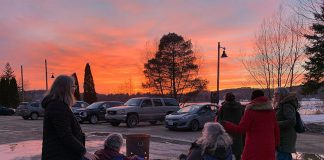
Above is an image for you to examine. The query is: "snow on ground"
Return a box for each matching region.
[301,114,324,123]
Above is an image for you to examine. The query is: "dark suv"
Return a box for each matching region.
[16,102,44,120]
[74,101,124,124]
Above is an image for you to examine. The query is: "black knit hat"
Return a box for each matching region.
[251,90,264,100]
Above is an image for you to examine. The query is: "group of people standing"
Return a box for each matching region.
[41,75,299,160]
[182,89,299,160]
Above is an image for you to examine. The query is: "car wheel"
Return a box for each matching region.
[30,113,39,120]
[190,120,199,131]
[89,115,98,124]
[126,114,138,128]
[110,122,121,127]
[22,116,29,120]
[149,121,157,125]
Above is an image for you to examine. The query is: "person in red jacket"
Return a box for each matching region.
[222,90,280,160]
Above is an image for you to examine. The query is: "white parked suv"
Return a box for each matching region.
[105,97,180,127]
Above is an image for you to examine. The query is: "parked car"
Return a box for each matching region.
[105,97,180,127]
[71,101,89,113]
[74,101,124,124]
[16,102,44,120]
[165,103,218,131]
[0,105,15,115]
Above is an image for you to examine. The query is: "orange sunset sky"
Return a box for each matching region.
[0,0,296,94]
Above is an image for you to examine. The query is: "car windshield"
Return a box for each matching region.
[86,102,103,109]
[177,105,202,113]
[124,99,142,106]
[72,102,87,108]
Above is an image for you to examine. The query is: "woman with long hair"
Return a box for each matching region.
[183,122,234,160]
[41,75,96,160]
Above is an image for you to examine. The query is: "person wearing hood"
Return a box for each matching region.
[217,92,243,160]
[222,90,280,160]
[184,122,234,160]
[273,88,297,160]
[41,75,97,160]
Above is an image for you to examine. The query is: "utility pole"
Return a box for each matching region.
[45,59,48,90]
[21,65,24,102]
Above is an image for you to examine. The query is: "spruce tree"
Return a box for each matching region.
[83,63,97,104]
[0,78,9,107]
[8,77,19,108]
[303,3,324,93]
[2,63,15,79]
[72,73,81,101]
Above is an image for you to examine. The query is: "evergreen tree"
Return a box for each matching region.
[143,33,208,101]
[303,3,324,93]
[0,77,9,107]
[83,63,97,104]
[72,73,81,101]
[2,63,15,79]
[8,77,19,108]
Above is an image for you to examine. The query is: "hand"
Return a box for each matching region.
[84,151,98,160]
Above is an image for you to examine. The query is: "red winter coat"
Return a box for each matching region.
[223,96,279,160]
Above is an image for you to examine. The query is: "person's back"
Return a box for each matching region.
[95,133,140,160]
[223,90,279,160]
[184,122,234,160]
[218,93,244,160]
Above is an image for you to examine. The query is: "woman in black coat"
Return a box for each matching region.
[218,92,244,160]
[41,75,96,160]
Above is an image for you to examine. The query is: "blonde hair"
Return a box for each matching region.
[45,75,75,107]
[196,122,232,155]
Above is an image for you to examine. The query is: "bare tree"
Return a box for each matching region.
[242,7,306,97]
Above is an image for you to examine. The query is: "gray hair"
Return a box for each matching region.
[45,75,75,107]
[104,133,123,151]
[196,122,232,155]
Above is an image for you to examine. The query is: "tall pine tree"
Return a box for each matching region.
[303,3,324,94]
[72,73,81,101]
[0,77,9,107]
[2,63,15,79]
[83,63,97,104]
[8,78,19,108]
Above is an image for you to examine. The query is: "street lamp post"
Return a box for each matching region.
[45,59,55,91]
[216,42,228,105]
[45,59,48,90]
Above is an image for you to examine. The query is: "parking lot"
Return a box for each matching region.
[1,116,324,159]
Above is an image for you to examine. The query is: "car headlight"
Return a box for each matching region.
[80,111,87,117]
[117,110,126,115]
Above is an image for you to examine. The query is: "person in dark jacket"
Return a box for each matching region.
[223,90,280,160]
[182,122,234,160]
[42,75,96,160]
[95,133,141,160]
[273,88,297,160]
[218,92,244,160]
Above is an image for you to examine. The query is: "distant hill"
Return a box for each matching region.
[24,85,323,103]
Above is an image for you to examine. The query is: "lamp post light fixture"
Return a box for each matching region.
[215,42,228,105]
[51,72,55,79]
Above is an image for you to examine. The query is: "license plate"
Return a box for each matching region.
[168,121,173,125]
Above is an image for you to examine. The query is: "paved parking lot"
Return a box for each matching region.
[0,116,324,159]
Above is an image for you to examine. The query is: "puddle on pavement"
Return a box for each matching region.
[0,140,323,160]
[0,139,126,160]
